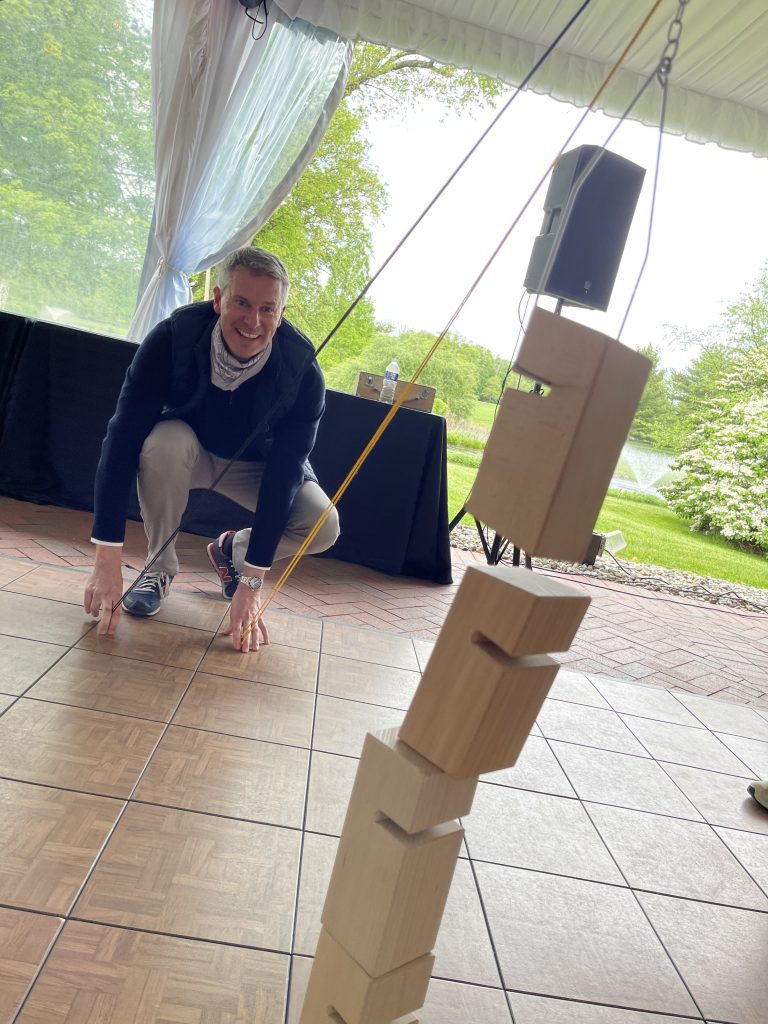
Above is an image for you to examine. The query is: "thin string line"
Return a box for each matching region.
[244,0,666,642]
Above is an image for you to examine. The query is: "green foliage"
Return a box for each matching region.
[325,328,483,419]
[0,0,153,332]
[661,267,768,551]
[254,101,386,354]
[249,40,503,361]
[629,344,677,448]
[596,490,768,588]
[447,450,482,469]
[345,43,504,119]
[446,432,486,451]
[664,390,768,550]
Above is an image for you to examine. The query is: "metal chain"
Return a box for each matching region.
[657,0,691,84]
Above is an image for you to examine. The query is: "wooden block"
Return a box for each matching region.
[399,566,588,776]
[355,372,436,412]
[322,738,464,975]
[298,928,432,1024]
[401,641,559,777]
[465,307,651,561]
[341,728,477,833]
[425,563,589,659]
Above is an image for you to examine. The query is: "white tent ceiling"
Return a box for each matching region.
[276,0,768,157]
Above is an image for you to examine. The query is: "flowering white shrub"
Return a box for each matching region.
[664,394,768,549]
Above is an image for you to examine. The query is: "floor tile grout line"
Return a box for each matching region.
[35,614,226,960]
[459,831,521,1024]
[283,615,325,1024]
[9,916,66,1024]
[540,731,708,1020]
[501,986,707,1021]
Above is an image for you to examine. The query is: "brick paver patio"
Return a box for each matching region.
[1,495,767,709]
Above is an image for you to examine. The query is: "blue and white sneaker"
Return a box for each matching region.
[122,571,172,617]
[207,530,239,600]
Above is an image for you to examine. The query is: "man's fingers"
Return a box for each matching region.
[259,617,270,646]
[97,596,122,636]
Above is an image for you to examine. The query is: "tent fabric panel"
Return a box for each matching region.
[275,0,768,155]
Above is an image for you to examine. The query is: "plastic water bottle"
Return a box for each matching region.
[380,359,400,404]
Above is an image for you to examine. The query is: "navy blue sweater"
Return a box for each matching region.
[92,301,325,567]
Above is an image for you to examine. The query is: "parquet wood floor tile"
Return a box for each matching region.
[77,616,213,671]
[134,725,309,827]
[152,590,229,633]
[0,906,62,1022]
[304,750,358,836]
[318,653,420,710]
[321,620,419,670]
[73,803,301,950]
[254,610,322,652]
[4,564,93,604]
[200,637,319,692]
[312,693,405,757]
[173,672,315,748]
[0,557,35,587]
[0,700,164,797]
[0,591,92,646]
[0,635,68,695]
[16,921,289,1024]
[27,649,193,722]
[0,779,122,915]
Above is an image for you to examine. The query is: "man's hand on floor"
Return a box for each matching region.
[224,581,270,653]
[84,545,124,636]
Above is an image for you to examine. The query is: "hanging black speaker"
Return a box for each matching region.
[524,145,645,312]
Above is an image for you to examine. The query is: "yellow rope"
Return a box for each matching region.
[241,0,665,642]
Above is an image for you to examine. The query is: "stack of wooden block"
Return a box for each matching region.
[300,309,651,1023]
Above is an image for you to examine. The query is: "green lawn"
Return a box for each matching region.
[469,399,497,430]
[446,459,768,589]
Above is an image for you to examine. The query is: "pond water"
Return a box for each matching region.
[611,440,677,497]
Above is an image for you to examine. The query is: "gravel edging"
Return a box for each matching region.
[450,525,768,614]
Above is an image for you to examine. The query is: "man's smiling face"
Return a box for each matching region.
[213,268,284,362]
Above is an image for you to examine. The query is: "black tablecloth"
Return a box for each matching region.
[0,311,451,582]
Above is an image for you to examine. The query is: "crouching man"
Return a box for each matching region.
[83,246,339,651]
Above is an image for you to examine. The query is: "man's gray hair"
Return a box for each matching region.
[217,247,290,307]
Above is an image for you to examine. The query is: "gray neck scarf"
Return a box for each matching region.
[210,320,272,391]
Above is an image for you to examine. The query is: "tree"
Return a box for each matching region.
[664,267,768,547]
[324,328,480,419]
[245,42,503,363]
[0,0,153,332]
[629,344,676,449]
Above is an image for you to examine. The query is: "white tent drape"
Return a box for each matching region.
[128,0,352,342]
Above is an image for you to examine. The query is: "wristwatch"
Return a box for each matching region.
[239,574,264,592]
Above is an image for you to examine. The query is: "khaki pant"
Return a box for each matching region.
[137,419,340,576]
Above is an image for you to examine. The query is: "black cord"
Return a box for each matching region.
[244,0,270,42]
[313,0,596,360]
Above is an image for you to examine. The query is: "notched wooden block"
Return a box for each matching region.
[465,307,651,562]
[344,728,478,833]
[425,563,589,660]
[299,928,432,1024]
[401,639,560,777]
[322,739,464,975]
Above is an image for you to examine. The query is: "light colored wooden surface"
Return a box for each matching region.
[400,566,589,776]
[322,733,465,975]
[0,907,61,1022]
[466,307,650,561]
[73,802,301,949]
[299,928,433,1024]
[1,558,763,1023]
[16,921,289,1024]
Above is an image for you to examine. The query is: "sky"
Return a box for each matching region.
[362,87,768,371]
